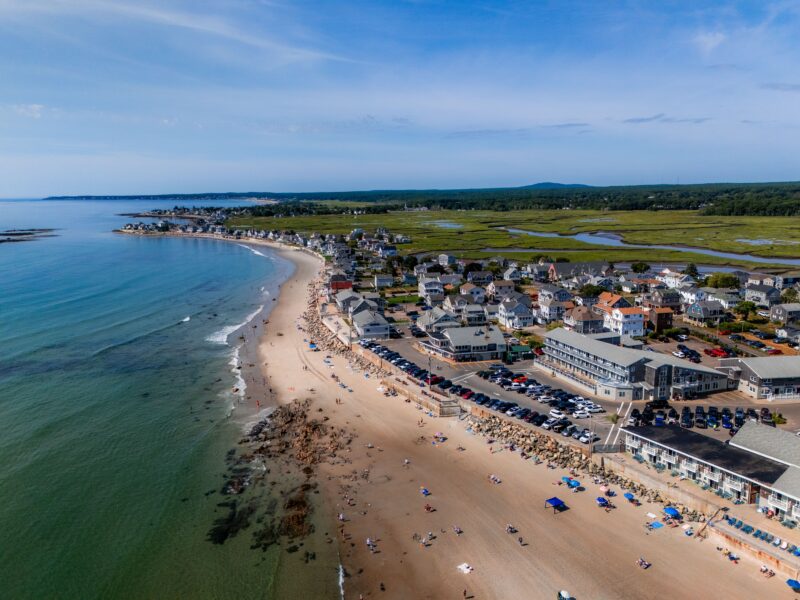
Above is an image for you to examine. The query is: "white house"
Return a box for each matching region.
[498,300,534,329]
[418,277,445,304]
[657,269,695,289]
[459,283,486,304]
[487,279,516,299]
[603,307,646,337]
[353,310,390,339]
[373,274,394,289]
[503,267,522,282]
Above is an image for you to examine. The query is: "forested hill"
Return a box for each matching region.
[47,181,800,216]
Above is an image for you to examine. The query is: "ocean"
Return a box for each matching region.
[0,199,306,598]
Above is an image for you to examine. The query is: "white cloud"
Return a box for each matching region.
[13,103,44,118]
[693,31,726,54]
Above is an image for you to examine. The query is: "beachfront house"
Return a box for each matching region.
[420,326,508,362]
[352,310,390,339]
[417,307,460,333]
[418,277,445,305]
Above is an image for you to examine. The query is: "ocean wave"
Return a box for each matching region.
[181,316,191,323]
[205,305,263,345]
[237,243,268,258]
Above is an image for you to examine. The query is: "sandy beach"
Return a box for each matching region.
[247,243,794,599]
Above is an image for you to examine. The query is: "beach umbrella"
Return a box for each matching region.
[596,497,608,506]
[568,479,581,488]
[623,493,635,501]
[664,507,681,518]
[787,579,800,590]
[561,476,572,484]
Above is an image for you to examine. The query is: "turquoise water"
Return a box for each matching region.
[0,200,297,598]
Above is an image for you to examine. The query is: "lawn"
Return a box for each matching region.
[227,208,800,269]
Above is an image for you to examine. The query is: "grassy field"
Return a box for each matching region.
[227,209,800,269]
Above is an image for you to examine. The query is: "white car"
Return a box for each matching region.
[579,432,597,444]
[672,351,685,358]
[541,418,556,430]
[586,405,605,413]
[572,410,590,419]
[549,408,565,418]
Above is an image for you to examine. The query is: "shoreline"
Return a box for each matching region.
[119,230,794,599]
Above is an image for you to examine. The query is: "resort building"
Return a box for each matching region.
[622,425,797,511]
[718,356,800,401]
[622,422,800,522]
[420,326,507,362]
[542,327,729,401]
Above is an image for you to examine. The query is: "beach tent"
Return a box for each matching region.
[561,476,572,484]
[787,579,800,591]
[596,497,609,507]
[623,493,635,501]
[545,497,565,513]
[664,507,681,518]
[568,479,581,489]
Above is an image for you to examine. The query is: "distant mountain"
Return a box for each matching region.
[517,182,592,189]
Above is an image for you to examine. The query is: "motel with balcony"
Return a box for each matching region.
[623,423,800,522]
[542,327,729,401]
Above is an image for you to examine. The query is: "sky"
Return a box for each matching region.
[1,0,800,196]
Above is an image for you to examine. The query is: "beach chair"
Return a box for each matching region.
[781,541,789,550]
[787,544,796,553]
[736,520,743,529]
[765,533,774,543]
[753,529,762,537]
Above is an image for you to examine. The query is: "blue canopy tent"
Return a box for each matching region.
[623,493,635,501]
[561,476,572,484]
[545,497,565,513]
[568,479,581,489]
[664,507,681,519]
[596,497,609,507]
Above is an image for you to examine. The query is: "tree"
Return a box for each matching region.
[706,272,740,289]
[782,287,799,303]
[579,284,606,298]
[631,262,650,274]
[734,301,756,319]
[402,255,418,270]
[427,264,445,274]
[683,263,699,278]
[463,262,484,276]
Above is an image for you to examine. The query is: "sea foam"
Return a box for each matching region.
[237,243,268,258]
[205,305,263,345]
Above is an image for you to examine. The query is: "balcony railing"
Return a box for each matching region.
[663,453,678,464]
[769,495,789,511]
[626,438,642,449]
[680,460,698,472]
[701,469,721,482]
[723,478,743,492]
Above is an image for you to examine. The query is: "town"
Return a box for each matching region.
[121,216,800,580]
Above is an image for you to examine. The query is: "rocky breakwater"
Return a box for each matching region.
[302,278,391,378]
[467,415,710,523]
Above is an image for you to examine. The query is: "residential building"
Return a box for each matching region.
[442,294,472,315]
[647,307,674,333]
[775,273,800,290]
[462,304,488,326]
[745,284,781,307]
[438,253,456,267]
[683,300,725,327]
[498,300,534,329]
[486,279,516,300]
[548,261,612,282]
[543,328,729,401]
[373,274,394,289]
[563,306,605,334]
[707,290,741,310]
[417,307,460,333]
[770,303,800,325]
[459,283,486,304]
[718,356,800,401]
[467,270,494,285]
[604,307,647,337]
[418,277,445,304]
[656,269,695,289]
[538,284,573,304]
[503,266,522,282]
[421,326,508,362]
[747,273,777,288]
[329,272,354,291]
[352,310,390,339]
[593,291,632,317]
[642,288,682,312]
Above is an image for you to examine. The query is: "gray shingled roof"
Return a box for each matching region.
[445,326,506,347]
[734,356,800,380]
[731,421,800,469]
[772,467,800,501]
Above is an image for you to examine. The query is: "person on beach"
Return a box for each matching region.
[403,458,410,468]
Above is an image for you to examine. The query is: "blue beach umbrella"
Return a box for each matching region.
[664,507,681,518]
[623,493,635,500]
[786,579,800,590]
[568,479,581,488]
[561,476,572,484]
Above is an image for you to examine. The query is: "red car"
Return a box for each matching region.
[767,349,783,355]
[461,390,474,399]
[718,330,731,335]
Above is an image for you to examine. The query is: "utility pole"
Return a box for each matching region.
[428,353,432,392]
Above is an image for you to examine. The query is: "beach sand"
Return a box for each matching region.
[242,242,793,599]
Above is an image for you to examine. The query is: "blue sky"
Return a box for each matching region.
[1,0,799,196]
